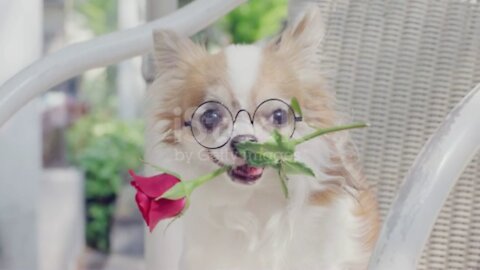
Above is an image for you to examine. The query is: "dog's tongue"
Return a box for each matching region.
[235,164,263,176]
[230,164,264,183]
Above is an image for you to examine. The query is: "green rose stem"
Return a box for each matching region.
[292,122,368,145]
[157,166,230,201]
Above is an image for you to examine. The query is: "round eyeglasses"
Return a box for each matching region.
[184,98,303,149]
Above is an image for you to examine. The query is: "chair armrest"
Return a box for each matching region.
[369,83,480,270]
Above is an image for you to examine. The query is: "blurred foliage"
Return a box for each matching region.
[75,0,117,35]
[80,68,117,114]
[86,202,116,252]
[67,114,144,252]
[75,0,118,113]
[219,0,287,44]
[67,114,143,197]
[72,0,126,253]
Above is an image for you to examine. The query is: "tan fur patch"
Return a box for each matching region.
[309,180,380,251]
[309,184,380,251]
[253,49,300,102]
[257,47,337,128]
[151,51,228,144]
[309,135,380,251]
[353,189,381,250]
[310,185,342,206]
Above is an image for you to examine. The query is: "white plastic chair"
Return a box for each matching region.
[291,1,480,269]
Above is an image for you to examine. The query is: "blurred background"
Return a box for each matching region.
[2,1,480,270]
[0,0,287,269]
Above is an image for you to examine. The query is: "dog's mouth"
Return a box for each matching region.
[207,150,263,185]
[228,164,264,185]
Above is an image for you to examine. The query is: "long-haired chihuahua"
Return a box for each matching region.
[144,8,379,270]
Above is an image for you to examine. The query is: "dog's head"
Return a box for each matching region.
[147,9,336,186]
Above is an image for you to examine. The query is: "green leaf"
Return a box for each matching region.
[270,130,296,154]
[236,142,274,166]
[282,160,315,177]
[236,133,295,164]
[271,129,283,144]
[236,130,297,170]
[242,150,280,167]
[236,140,287,155]
[290,97,302,117]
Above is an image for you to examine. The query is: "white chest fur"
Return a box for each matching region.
[179,173,369,270]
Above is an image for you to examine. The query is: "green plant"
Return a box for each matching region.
[75,0,117,36]
[71,0,140,252]
[74,0,118,115]
[219,0,287,44]
[67,114,144,252]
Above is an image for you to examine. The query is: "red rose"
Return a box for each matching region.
[129,170,186,232]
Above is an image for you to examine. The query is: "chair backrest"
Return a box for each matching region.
[290,0,480,269]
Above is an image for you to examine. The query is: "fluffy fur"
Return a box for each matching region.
[144,9,380,270]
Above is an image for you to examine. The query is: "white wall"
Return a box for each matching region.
[0,0,42,269]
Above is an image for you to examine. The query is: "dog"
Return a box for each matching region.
[144,8,380,270]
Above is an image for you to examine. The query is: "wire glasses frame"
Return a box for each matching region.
[184,98,303,149]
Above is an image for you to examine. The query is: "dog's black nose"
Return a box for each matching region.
[230,134,257,157]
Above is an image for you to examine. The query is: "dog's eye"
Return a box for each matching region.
[272,109,288,126]
[200,109,223,130]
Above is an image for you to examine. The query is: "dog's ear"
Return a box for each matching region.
[268,7,325,67]
[152,30,206,76]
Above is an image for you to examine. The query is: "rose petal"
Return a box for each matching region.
[134,191,151,226]
[129,170,181,198]
[148,198,187,232]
